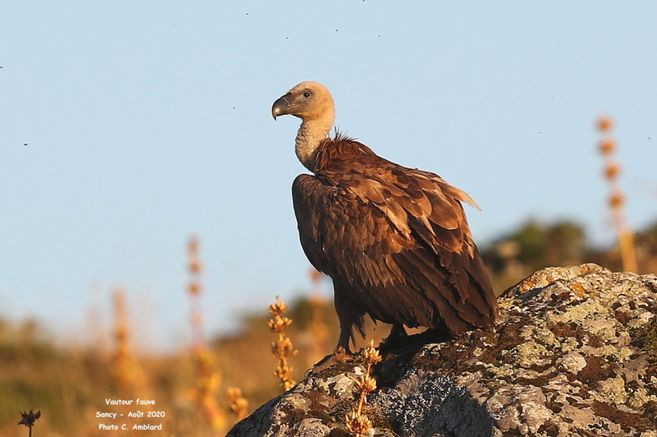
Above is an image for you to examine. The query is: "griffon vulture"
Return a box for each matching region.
[272,81,498,353]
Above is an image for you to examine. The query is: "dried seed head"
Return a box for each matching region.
[188,258,203,274]
[271,335,294,356]
[18,410,41,428]
[268,314,293,333]
[609,191,624,209]
[596,115,613,132]
[187,236,199,254]
[345,410,372,436]
[268,297,288,316]
[355,374,377,394]
[363,340,382,365]
[273,365,293,380]
[227,387,241,398]
[187,281,202,295]
[604,161,620,180]
[598,138,615,155]
[274,365,296,389]
[227,387,249,420]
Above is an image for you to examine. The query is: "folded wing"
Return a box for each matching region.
[292,145,497,340]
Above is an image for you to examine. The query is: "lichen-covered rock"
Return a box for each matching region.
[228,265,657,436]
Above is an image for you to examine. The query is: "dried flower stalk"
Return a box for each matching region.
[346,340,382,437]
[596,116,637,272]
[111,290,143,395]
[18,410,41,437]
[268,297,297,391]
[186,235,226,433]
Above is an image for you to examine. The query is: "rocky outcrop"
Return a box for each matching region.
[228,265,657,436]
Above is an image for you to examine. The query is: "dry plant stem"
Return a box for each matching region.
[346,341,381,436]
[111,290,142,395]
[186,236,226,433]
[597,116,638,272]
[268,297,297,390]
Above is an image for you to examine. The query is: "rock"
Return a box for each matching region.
[228,265,657,436]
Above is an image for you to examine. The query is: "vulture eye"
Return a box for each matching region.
[303,91,311,98]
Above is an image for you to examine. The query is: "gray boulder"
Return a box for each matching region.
[228,265,657,436]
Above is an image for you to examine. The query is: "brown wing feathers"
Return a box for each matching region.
[293,137,497,345]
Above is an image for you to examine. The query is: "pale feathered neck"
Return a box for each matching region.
[295,112,334,172]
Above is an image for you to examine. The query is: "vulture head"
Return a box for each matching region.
[271,81,335,123]
[272,81,336,171]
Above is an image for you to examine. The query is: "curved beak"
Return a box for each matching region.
[271,93,291,120]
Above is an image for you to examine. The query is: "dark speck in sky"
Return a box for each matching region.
[232,106,236,110]
[23,143,28,146]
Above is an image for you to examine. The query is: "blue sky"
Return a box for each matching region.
[1,1,656,350]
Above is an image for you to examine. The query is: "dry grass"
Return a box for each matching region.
[345,340,382,437]
[0,295,337,435]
